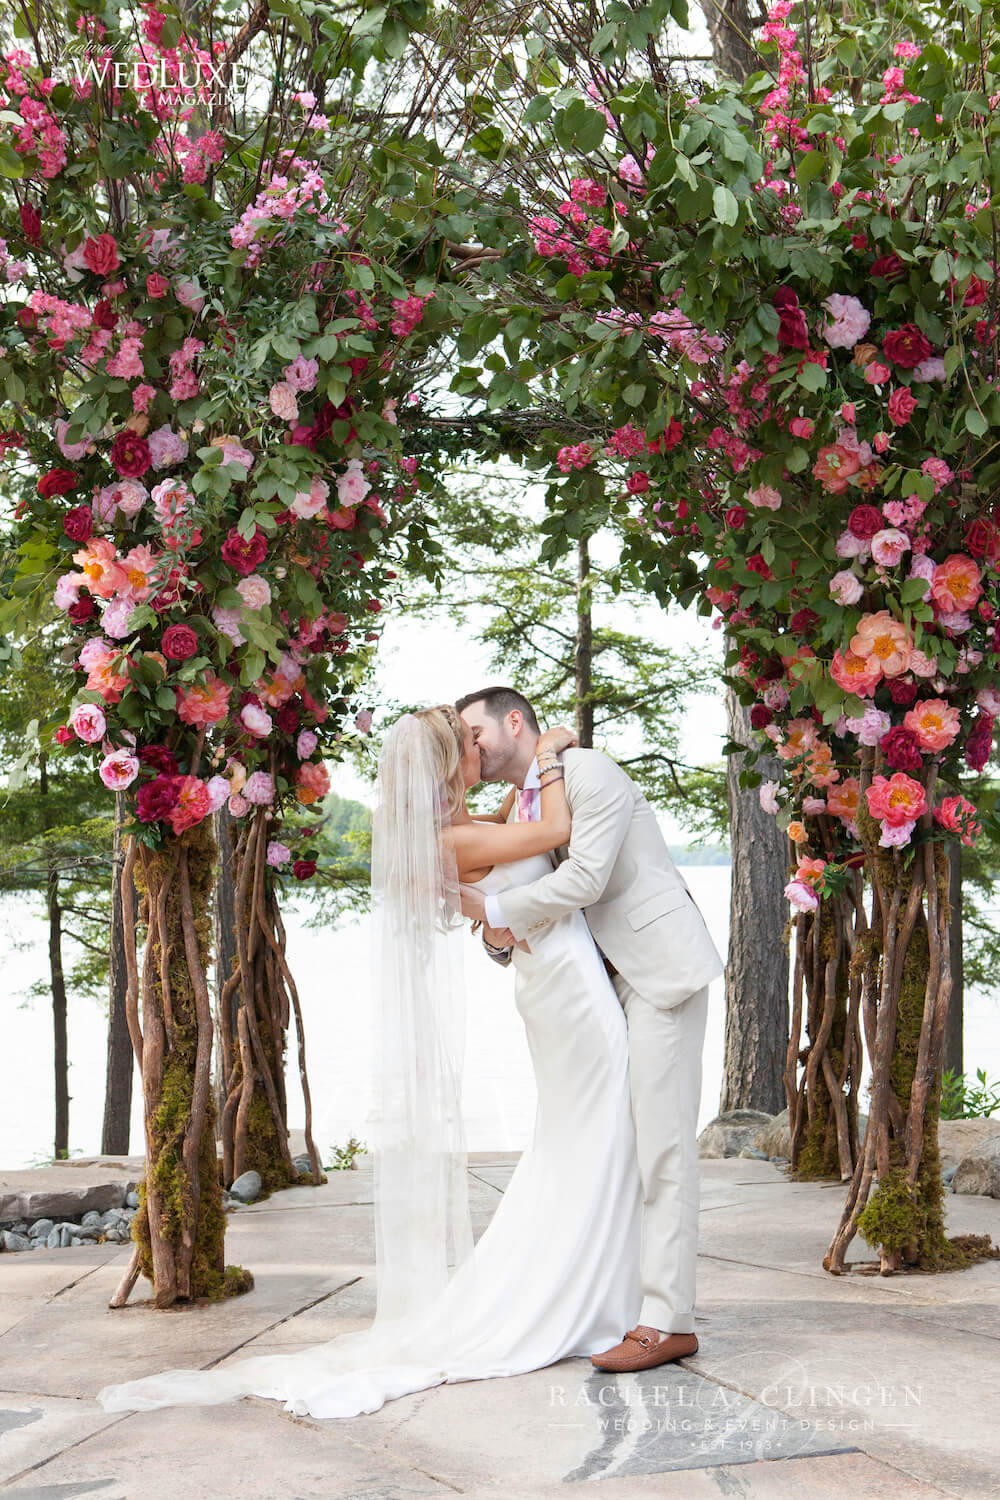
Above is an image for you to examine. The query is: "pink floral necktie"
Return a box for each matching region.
[517,787,540,822]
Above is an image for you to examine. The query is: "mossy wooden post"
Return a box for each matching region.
[825,750,993,1275]
[217,805,324,1194]
[109,814,252,1309]
[786,886,862,1182]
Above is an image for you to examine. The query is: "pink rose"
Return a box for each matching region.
[354,709,373,733]
[863,362,892,386]
[870,528,910,567]
[747,484,782,510]
[70,703,107,742]
[887,387,917,426]
[240,703,273,738]
[784,879,819,912]
[296,729,318,759]
[829,569,863,605]
[821,293,871,348]
[758,780,780,814]
[99,749,140,790]
[236,574,271,610]
[243,770,275,804]
[789,417,814,439]
[267,840,292,866]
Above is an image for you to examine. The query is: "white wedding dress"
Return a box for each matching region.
[98,852,643,1420]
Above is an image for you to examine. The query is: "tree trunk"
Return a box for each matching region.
[943,843,963,1079]
[575,538,594,748]
[38,751,70,1159]
[702,0,759,83]
[102,793,135,1155]
[720,685,789,1113]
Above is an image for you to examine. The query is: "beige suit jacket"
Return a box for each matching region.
[498,748,725,1010]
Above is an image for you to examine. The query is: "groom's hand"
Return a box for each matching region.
[460,884,487,923]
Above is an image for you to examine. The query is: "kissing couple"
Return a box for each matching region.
[99,686,724,1420]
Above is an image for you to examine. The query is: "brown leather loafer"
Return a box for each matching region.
[590,1326,699,1372]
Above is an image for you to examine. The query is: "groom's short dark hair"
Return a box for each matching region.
[455,686,540,733]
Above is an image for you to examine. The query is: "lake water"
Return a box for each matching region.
[4,865,1000,1170]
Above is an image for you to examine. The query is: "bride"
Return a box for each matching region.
[98,704,643,1420]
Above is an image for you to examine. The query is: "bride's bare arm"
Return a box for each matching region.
[448,726,577,870]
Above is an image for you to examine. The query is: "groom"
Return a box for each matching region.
[456,686,724,1372]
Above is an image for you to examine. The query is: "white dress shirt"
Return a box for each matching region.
[484,757,539,930]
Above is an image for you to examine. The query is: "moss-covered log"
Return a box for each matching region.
[110,816,252,1309]
[217,806,324,1195]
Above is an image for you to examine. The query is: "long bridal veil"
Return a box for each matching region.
[97,711,478,1418]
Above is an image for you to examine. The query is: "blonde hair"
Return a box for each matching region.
[413,704,466,823]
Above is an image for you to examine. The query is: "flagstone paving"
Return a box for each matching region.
[1,1154,998,1499]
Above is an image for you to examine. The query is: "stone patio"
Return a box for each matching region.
[1,1154,998,1499]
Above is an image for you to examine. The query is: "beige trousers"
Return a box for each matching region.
[612,975,709,1335]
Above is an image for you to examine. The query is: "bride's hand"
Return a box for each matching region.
[537,724,578,755]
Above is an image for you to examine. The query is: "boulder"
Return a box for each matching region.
[698,1110,775,1159]
[752,1108,791,1158]
[2,1231,31,1252]
[952,1132,1000,1199]
[938,1117,1000,1171]
[229,1170,262,1204]
[28,1218,54,1240]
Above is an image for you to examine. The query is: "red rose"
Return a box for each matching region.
[38,468,79,498]
[847,504,884,540]
[20,203,42,244]
[55,725,74,746]
[750,705,772,729]
[882,324,932,369]
[870,253,906,283]
[887,387,917,426]
[648,417,683,453]
[93,297,118,331]
[963,275,989,308]
[964,518,995,558]
[136,774,181,823]
[773,287,809,350]
[68,596,95,624]
[879,725,923,772]
[63,505,94,542]
[366,598,383,612]
[110,430,152,478]
[161,623,199,660]
[965,712,994,772]
[146,272,169,299]
[626,470,650,494]
[221,525,268,576]
[275,703,299,733]
[17,306,38,333]
[724,506,746,530]
[746,553,773,579]
[138,744,179,776]
[292,858,317,880]
[887,677,919,706]
[82,232,120,277]
[789,608,819,634]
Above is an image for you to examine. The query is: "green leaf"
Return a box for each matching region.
[965,406,989,436]
[712,184,738,226]
[0,142,24,179]
[900,577,931,603]
[796,362,827,392]
[795,151,826,189]
[524,96,552,123]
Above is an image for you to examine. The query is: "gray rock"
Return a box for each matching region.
[58,1226,72,1247]
[292,1155,313,1175]
[738,1145,770,1160]
[2,1230,32,1252]
[229,1170,262,1204]
[952,1132,1000,1198]
[28,1218,54,1240]
[943,1165,958,1189]
[0,1183,128,1222]
[46,1227,61,1249]
[81,1209,102,1228]
[752,1108,791,1158]
[125,1189,141,1209]
[698,1109,775,1159]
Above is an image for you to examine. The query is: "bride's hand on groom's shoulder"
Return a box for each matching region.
[537,724,578,754]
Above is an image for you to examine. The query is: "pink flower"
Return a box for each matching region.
[784,879,819,912]
[267,840,292,866]
[821,293,871,348]
[290,476,329,518]
[829,569,863,605]
[169,776,212,835]
[863,361,892,385]
[844,705,892,746]
[758,780,780,814]
[228,792,250,818]
[212,606,245,645]
[903,698,961,751]
[269,381,299,421]
[887,387,917,426]
[921,457,953,493]
[236,575,271,610]
[243,770,275,804]
[934,794,981,845]
[840,402,856,424]
[283,355,319,391]
[873,431,890,453]
[870,528,910,567]
[789,417,814,438]
[176,674,231,727]
[296,728,318,758]
[976,686,1000,717]
[99,749,139,790]
[913,356,946,382]
[70,703,107,742]
[336,459,371,506]
[205,775,230,812]
[54,417,92,460]
[747,483,782,510]
[174,279,205,312]
[240,703,273,738]
[865,772,927,826]
[879,818,916,848]
[147,424,188,468]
